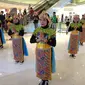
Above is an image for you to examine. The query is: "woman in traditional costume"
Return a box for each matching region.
[30,11,56,85]
[67,15,82,58]
[80,14,85,45]
[0,20,6,48]
[8,16,28,63]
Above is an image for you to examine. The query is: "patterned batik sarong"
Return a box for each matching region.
[80,24,85,43]
[36,45,52,80]
[68,33,79,54]
[12,37,24,62]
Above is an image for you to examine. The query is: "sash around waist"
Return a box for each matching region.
[71,31,79,35]
[37,43,51,49]
[11,34,22,39]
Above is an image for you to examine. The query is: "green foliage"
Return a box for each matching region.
[9,24,23,32]
[70,23,82,28]
[33,27,56,39]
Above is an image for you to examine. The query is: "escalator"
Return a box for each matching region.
[32,0,59,13]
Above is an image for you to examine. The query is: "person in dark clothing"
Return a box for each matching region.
[29,7,34,21]
[33,11,39,29]
[66,19,70,34]
[66,19,70,27]
[0,11,5,30]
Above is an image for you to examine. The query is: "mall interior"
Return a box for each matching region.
[0,0,85,85]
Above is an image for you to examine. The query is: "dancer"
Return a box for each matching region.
[0,20,6,48]
[80,14,85,45]
[67,15,82,58]
[30,11,56,85]
[8,15,28,63]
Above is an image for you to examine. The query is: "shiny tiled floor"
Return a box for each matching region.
[0,32,85,85]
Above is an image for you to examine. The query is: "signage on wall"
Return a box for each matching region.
[64,7,73,11]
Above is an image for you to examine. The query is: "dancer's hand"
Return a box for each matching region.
[15,32,18,35]
[36,38,41,42]
[42,38,48,43]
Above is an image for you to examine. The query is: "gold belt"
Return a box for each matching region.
[37,43,51,49]
[11,34,22,39]
[71,31,79,35]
